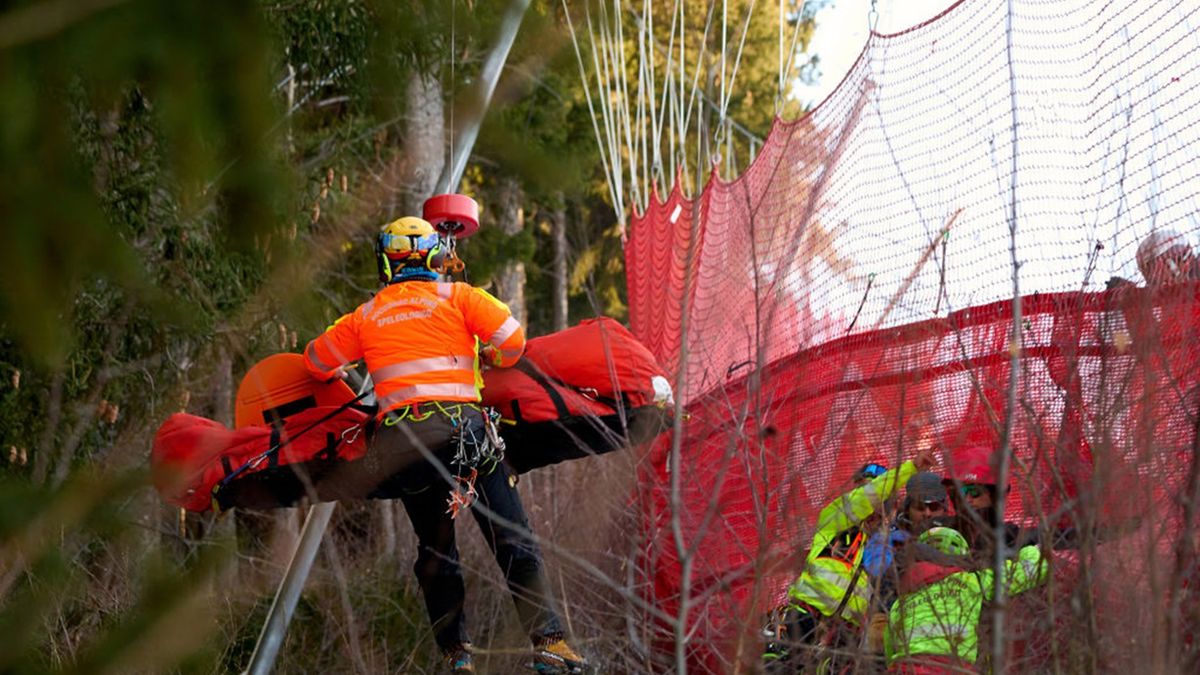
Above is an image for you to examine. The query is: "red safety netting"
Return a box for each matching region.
[622,0,1200,671]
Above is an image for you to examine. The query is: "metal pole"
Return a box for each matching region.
[243,502,336,675]
[241,2,532,672]
[435,0,533,194]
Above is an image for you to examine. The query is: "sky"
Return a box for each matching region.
[794,0,959,106]
[789,0,1200,328]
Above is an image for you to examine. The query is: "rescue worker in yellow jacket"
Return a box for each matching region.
[884,527,1048,674]
[304,216,586,674]
[765,449,934,669]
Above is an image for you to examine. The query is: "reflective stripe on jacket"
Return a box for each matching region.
[303,281,525,413]
[788,461,917,624]
[884,544,1047,667]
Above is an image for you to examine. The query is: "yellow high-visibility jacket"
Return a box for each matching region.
[788,461,916,624]
[885,544,1047,666]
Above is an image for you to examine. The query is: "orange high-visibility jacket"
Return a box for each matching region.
[303,281,525,413]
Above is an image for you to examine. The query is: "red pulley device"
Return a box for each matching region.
[423,193,480,238]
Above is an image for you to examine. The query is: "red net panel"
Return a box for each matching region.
[624,0,1200,671]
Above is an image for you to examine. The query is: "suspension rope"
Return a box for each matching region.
[612,0,643,211]
[778,0,785,104]
[647,0,680,196]
[564,0,766,213]
[592,2,627,215]
[720,0,728,139]
[677,0,685,184]
[633,1,660,205]
[780,1,811,113]
[718,0,759,137]
[637,30,653,203]
[681,0,718,159]
[563,0,624,220]
[600,2,624,200]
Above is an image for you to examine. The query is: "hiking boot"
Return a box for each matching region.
[442,643,475,674]
[530,638,589,674]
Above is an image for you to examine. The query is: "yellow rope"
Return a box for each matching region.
[381,401,481,426]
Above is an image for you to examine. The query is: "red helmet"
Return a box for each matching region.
[944,445,996,485]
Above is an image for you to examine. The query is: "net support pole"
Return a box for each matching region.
[435,0,532,194]
[240,3,532,672]
[243,502,336,675]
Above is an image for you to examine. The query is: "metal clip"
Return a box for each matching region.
[484,407,506,459]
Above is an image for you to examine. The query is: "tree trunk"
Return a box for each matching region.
[349,69,450,562]
[220,342,272,563]
[397,71,446,216]
[31,370,63,484]
[551,192,569,332]
[377,70,448,560]
[213,343,233,427]
[493,177,527,325]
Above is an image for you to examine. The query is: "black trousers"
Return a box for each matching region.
[764,603,863,674]
[362,406,564,650]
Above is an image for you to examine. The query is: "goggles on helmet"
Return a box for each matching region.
[380,231,441,256]
[960,484,989,498]
[854,463,888,482]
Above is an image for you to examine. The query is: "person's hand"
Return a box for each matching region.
[866,612,889,653]
[479,345,499,367]
[914,447,937,472]
[324,364,352,382]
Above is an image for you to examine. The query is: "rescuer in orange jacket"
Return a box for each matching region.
[304,216,587,674]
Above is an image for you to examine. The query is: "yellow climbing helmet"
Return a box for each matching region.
[375,216,445,282]
[918,526,970,557]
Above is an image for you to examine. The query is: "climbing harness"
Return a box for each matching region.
[388,401,507,519]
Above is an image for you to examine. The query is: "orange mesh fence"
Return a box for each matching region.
[634,285,1200,668]
[623,0,1200,670]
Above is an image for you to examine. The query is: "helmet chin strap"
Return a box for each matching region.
[392,266,439,283]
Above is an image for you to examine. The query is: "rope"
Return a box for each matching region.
[778,0,785,105]
[680,0,718,164]
[644,0,669,198]
[591,2,625,215]
[212,390,372,498]
[716,0,759,159]
[659,0,685,191]
[780,1,811,114]
[720,0,728,137]
[564,0,766,212]
[676,0,685,183]
[562,0,624,220]
[380,400,481,425]
[612,0,643,212]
